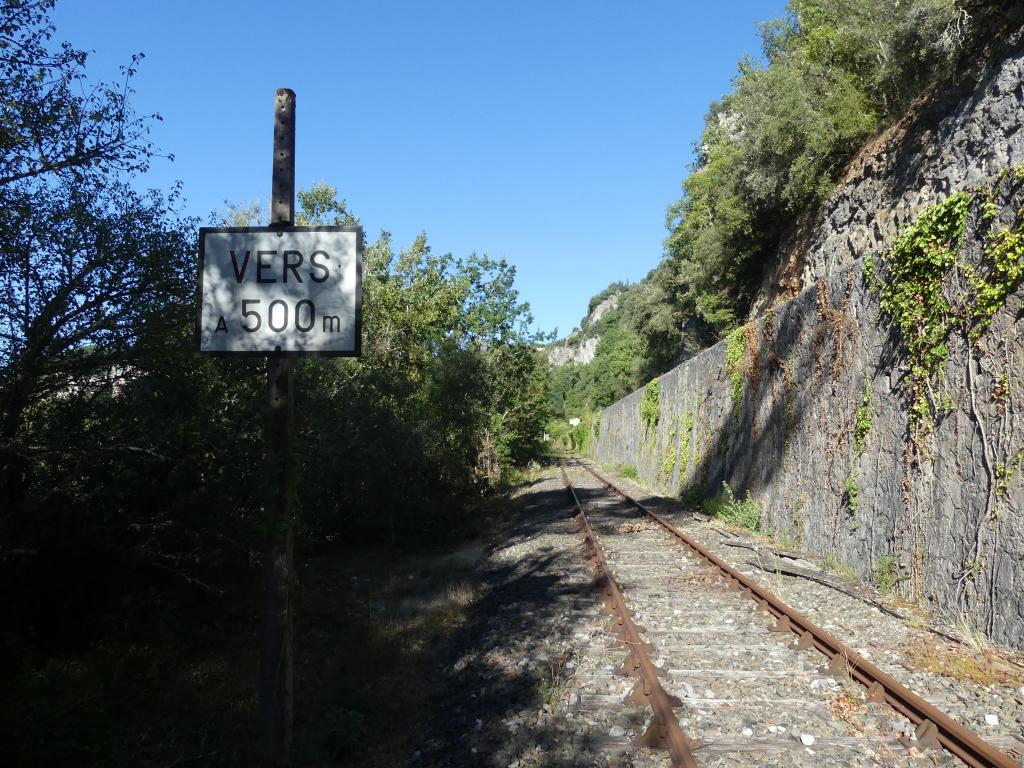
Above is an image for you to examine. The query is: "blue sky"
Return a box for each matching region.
[54,1,786,339]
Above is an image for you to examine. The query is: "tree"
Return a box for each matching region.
[664,0,976,333]
[0,183,192,437]
[0,1,188,494]
[287,188,549,545]
[0,0,159,191]
[0,8,553,761]
[295,181,358,226]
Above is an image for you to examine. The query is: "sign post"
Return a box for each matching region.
[261,87,295,768]
[196,88,362,766]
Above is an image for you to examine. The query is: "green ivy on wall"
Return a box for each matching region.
[864,191,971,435]
[726,327,746,417]
[641,378,660,435]
[864,175,1024,438]
[854,384,873,456]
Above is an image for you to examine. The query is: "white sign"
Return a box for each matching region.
[198,226,362,355]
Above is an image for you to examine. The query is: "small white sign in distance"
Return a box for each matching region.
[198,226,362,355]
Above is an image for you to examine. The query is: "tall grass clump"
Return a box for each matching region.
[703,482,762,531]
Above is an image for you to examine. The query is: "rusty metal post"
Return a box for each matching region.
[271,89,295,227]
[259,87,296,766]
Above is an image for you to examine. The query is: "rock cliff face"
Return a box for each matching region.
[547,294,619,366]
[753,30,1024,316]
[547,336,599,366]
[594,43,1024,648]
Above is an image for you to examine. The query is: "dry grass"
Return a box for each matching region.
[437,580,479,624]
[617,520,655,534]
[952,611,990,653]
[828,685,867,733]
[538,646,580,706]
[902,636,1024,688]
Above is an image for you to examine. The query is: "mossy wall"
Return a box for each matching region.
[594,177,1024,648]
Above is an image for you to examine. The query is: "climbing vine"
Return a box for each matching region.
[842,473,860,529]
[680,409,693,472]
[967,225,1024,335]
[864,191,971,436]
[726,327,746,416]
[641,378,660,435]
[865,171,1024,615]
[661,444,677,481]
[854,384,872,456]
[865,180,1024,440]
[995,448,1024,499]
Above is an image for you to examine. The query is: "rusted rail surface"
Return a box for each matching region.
[559,463,699,768]
[570,457,1022,768]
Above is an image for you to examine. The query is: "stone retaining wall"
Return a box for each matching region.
[594,181,1024,648]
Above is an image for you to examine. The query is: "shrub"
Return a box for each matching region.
[678,484,704,507]
[873,555,901,591]
[641,379,660,434]
[702,482,761,531]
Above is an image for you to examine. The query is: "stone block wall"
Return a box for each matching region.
[594,182,1024,648]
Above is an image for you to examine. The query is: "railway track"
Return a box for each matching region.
[559,457,1023,768]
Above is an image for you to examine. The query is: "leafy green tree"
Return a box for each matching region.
[295,181,358,226]
[215,199,263,226]
[0,184,192,448]
[587,323,644,407]
[288,197,549,545]
[0,0,159,192]
[1,0,551,666]
[0,1,186,498]
[664,0,983,333]
[0,5,549,764]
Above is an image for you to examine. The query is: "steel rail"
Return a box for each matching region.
[570,457,1021,768]
[559,462,700,768]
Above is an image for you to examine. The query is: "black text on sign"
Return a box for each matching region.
[197,227,362,355]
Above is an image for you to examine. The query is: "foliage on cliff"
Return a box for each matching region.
[548,278,713,417]
[551,0,1023,426]
[663,0,1000,332]
[865,170,1024,442]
